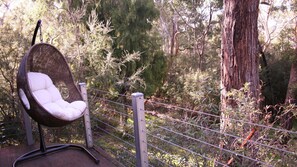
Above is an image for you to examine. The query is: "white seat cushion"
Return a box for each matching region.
[28,72,86,121]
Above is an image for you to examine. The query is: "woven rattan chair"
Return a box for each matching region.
[13,20,99,166]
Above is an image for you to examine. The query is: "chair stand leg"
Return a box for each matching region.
[13,124,99,166]
[12,144,100,166]
[65,144,100,164]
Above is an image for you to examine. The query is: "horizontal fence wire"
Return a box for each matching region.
[117,155,135,167]
[89,88,130,98]
[93,118,136,149]
[147,143,174,167]
[90,91,137,166]
[112,143,136,163]
[92,114,135,140]
[89,90,296,167]
[147,100,297,135]
[1,130,26,146]
[0,133,26,138]
[147,132,228,166]
[147,121,272,167]
[94,105,132,118]
[92,121,136,167]
[94,144,130,167]
[94,106,133,122]
[94,96,132,109]
[0,127,23,131]
[94,107,133,121]
[120,158,135,167]
[149,111,297,156]
[0,121,22,124]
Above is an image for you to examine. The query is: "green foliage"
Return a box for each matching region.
[146,114,220,167]
[0,121,24,147]
[260,28,295,105]
[160,57,220,117]
[223,83,260,133]
[183,70,220,113]
[0,0,142,145]
[0,0,38,121]
[221,84,297,166]
[94,0,167,95]
[154,0,222,114]
[0,1,296,166]
[0,0,45,145]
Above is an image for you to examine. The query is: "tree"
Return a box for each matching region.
[153,0,222,112]
[221,0,260,121]
[285,1,297,105]
[258,1,296,105]
[95,0,167,95]
[0,0,37,122]
[283,1,297,130]
[220,0,260,163]
[258,0,297,129]
[155,0,222,74]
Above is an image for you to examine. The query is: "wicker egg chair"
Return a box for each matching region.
[13,20,99,166]
[17,42,83,127]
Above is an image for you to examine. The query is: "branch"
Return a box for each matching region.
[225,128,257,166]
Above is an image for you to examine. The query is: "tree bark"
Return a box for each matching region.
[282,22,297,130]
[221,0,260,109]
[220,0,260,164]
[285,61,297,104]
[285,21,297,105]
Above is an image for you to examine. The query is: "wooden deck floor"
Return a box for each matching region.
[0,144,120,167]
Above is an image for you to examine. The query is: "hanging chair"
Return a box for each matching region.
[13,20,99,166]
[17,42,85,127]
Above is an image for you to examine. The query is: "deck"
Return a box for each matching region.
[0,144,120,167]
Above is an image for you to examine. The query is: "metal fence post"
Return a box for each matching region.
[132,92,148,167]
[79,82,94,148]
[21,106,34,145]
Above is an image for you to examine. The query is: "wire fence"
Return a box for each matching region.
[1,87,296,166]
[88,87,297,167]
[147,103,297,166]
[0,120,27,147]
[0,119,87,149]
[89,88,137,167]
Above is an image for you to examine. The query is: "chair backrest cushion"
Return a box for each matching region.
[27,72,86,121]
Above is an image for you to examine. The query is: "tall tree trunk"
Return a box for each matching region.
[282,21,297,130]
[168,12,179,74]
[220,0,260,165]
[221,0,260,108]
[282,59,295,130]
[285,60,297,105]
[285,21,297,105]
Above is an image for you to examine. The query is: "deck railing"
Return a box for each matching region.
[0,120,26,146]
[87,87,297,167]
[2,85,297,167]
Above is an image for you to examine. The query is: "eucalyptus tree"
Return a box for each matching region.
[156,0,222,72]
[153,0,222,112]
[258,1,297,129]
[220,0,260,165]
[94,0,167,95]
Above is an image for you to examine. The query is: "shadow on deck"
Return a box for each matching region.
[0,144,120,167]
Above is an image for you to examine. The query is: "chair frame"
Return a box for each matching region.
[13,124,99,166]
